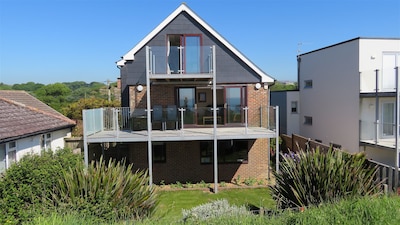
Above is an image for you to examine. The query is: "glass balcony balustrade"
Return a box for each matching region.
[359,120,398,148]
[83,106,276,136]
[360,67,399,93]
[148,46,214,75]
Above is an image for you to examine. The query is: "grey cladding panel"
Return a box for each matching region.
[121,11,263,87]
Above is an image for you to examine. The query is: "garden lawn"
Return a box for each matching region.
[153,187,275,223]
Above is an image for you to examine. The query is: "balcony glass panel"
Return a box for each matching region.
[83,106,277,135]
[149,46,213,74]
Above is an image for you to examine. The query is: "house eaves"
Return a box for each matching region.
[116,3,274,84]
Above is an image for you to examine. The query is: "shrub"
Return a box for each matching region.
[53,157,157,222]
[271,148,382,208]
[0,148,82,224]
[182,199,250,223]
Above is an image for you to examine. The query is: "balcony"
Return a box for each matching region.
[147,46,214,79]
[359,120,397,148]
[82,106,277,143]
[360,67,398,93]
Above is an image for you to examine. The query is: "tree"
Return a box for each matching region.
[62,96,120,120]
[270,81,298,91]
[0,83,12,90]
[34,83,71,112]
[12,82,44,92]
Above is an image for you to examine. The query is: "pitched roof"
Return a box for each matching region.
[0,90,76,143]
[116,3,274,84]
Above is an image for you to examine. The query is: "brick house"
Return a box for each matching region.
[82,4,278,191]
[0,90,76,173]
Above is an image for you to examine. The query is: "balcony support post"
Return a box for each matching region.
[212,46,218,193]
[244,107,248,134]
[146,46,153,187]
[275,106,280,172]
[395,67,399,183]
[375,69,379,144]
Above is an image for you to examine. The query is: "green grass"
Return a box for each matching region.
[152,187,275,222]
[27,195,400,224]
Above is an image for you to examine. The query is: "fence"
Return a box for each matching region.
[369,159,400,193]
[281,133,400,193]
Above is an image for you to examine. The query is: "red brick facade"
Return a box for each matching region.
[121,83,271,184]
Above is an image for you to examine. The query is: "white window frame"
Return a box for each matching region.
[381,101,395,138]
[6,141,17,169]
[291,101,298,114]
[41,133,52,150]
[304,80,313,88]
[304,116,313,125]
[0,143,5,173]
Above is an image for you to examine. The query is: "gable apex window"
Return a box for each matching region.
[304,80,313,88]
[167,34,201,74]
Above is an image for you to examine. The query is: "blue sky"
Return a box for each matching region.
[0,0,399,85]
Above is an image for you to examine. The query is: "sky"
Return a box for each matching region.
[0,0,399,85]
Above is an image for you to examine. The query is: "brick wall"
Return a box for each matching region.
[124,83,271,183]
[127,139,269,184]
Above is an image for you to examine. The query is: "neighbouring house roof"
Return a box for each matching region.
[298,37,400,57]
[116,3,274,84]
[0,90,76,143]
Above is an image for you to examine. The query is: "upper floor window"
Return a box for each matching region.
[304,80,313,88]
[304,116,313,125]
[291,101,298,113]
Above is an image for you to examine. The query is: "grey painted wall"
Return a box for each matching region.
[298,39,360,152]
[270,91,287,134]
[120,12,264,107]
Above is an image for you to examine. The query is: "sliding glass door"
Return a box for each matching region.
[382,102,395,137]
[167,35,201,74]
[178,88,196,124]
[226,87,245,124]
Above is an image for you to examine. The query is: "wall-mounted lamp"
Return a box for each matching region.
[255,83,261,90]
[136,85,143,92]
[264,83,268,90]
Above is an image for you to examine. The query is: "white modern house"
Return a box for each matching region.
[0,90,76,173]
[296,37,400,166]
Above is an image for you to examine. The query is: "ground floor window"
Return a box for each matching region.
[152,142,166,163]
[0,144,5,173]
[0,142,17,173]
[200,140,249,164]
[41,133,52,150]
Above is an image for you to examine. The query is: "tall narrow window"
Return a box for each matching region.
[7,141,16,167]
[152,142,166,163]
[0,144,5,173]
[382,53,399,90]
[291,101,298,113]
[382,102,395,137]
[226,87,246,123]
[177,87,196,124]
